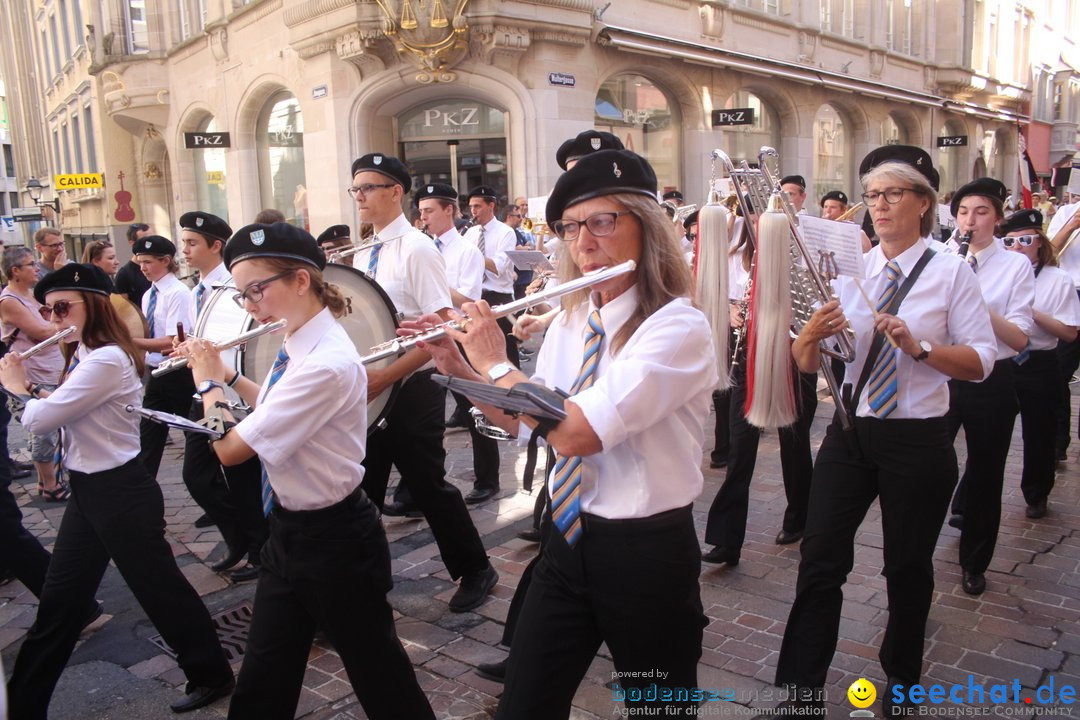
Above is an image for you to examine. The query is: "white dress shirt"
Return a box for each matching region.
[1047,202,1080,287]
[1028,264,1080,351]
[959,240,1036,360]
[188,261,232,329]
[463,217,516,294]
[531,286,718,519]
[437,227,484,305]
[839,240,996,419]
[234,308,367,511]
[21,344,143,473]
[142,273,194,367]
[354,213,451,319]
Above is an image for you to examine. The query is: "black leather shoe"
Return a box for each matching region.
[228,565,260,583]
[516,528,541,542]
[381,500,423,518]
[210,546,246,572]
[475,657,507,683]
[170,677,235,713]
[702,546,740,566]
[1025,499,1048,519]
[775,529,804,545]
[446,411,469,429]
[193,513,215,529]
[709,456,728,469]
[465,487,497,504]
[81,601,104,631]
[947,514,964,530]
[449,563,498,613]
[10,467,31,480]
[962,570,986,596]
[882,678,917,717]
[11,459,32,471]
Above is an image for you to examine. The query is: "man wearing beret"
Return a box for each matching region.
[132,235,196,481]
[115,223,154,306]
[555,130,624,172]
[780,175,808,215]
[178,211,267,583]
[819,190,849,221]
[348,153,498,612]
[663,189,685,208]
[317,225,354,268]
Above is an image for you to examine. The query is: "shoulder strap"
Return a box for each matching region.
[850,247,936,412]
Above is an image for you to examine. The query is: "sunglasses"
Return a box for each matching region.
[39,299,85,320]
[1002,234,1039,248]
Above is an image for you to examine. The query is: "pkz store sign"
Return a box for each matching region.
[399,100,505,140]
[184,132,231,149]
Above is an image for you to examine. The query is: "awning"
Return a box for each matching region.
[599,25,1027,124]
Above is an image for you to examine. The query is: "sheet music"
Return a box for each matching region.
[797,215,866,280]
[1069,165,1080,197]
[527,195,550,223]
[506,250,555,273]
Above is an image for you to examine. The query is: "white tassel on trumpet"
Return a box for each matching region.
[744,196,797,429]
[694,197,731,390]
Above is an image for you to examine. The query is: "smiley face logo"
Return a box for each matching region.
[848,678,876,709]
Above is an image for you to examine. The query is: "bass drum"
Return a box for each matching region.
[194,283,249,374]
[240,264,402,433]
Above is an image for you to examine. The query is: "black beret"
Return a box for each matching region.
[555,130,625,171]
[467,186,498,201]
[999,209,1044,235]
[820,190,849,206]
[351,153,412,193]
[950,177,1008,218]
[132,235,176,257]
[224,222,326,271]
[414,183,458,205]
[546,149,657,222]
[683,210,700,230]
[316,225,350,246]
[663,190,684,202]
[34,263,112,304]
[780,175,806,189]
[859,145,939,191]
[179,211,232,243]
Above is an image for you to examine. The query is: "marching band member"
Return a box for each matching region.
[999,209,1080,518]
[415,149,717,719]
[317,224,354,267]
[132,235,196,480]
[349,153,498,612]
[463,186,521,368]
[944,178,1035,596]
[1048,190,1080,460]
[762,146,995,718]
[181,223,434,720]
[819,190,849,220]
[780,175,808,215]
[2,264,233,718]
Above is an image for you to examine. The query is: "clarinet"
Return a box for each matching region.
[957,230,973,258]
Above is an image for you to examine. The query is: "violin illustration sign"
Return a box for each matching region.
[114,171,135,223]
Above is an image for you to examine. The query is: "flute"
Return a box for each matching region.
[151,319,287,377]
[361,260,637,365]
[17,326,77,360]
[327,236,385,262]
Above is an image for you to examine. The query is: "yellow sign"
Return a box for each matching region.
[54,173,104,190]
[206,171,225,185]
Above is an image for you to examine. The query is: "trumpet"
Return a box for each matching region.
[522,218,549,237]
[361,260,637,365]
[17,326,78,360]
[836,202,865,223]
[151,319,287,377]
[327,235,383,262]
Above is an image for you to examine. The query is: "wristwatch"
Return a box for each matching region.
[487,362,515,382]
[196,379,226,395]
[914,340,932,362]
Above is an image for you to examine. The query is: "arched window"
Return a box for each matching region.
[720,90,780,167]
[595,74,679,193]
[193,116,228,223]
[812,104,851,202]
[881,113,907,146]
[256,91,307,230]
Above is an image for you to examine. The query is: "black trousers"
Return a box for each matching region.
[774,415,956,691]
[481,290,520,367]
[363,370,488,580]
[457,391,501,492]
[138,370,196,479]
[704,366,817,550]
[0,401,52,599]
[948,359,1019,575]
[1054,289,1080,455]
[184,400,267,563]
[1015,350,1059,506]
[711,389,730,465]
[228,488,433,720]
[7,459,232,719]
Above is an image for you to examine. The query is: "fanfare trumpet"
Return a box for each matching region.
[17,326,78,359]
[361,260,637,365]
[150,319,287,377]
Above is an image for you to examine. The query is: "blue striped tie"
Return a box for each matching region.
[550,310,605,547]
[195,283,206,317]
[146,286,158,338]
[867,261,901,418]
[259,346,289,515]
[366,235,382,278]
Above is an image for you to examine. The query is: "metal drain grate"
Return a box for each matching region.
[149,601,253,663]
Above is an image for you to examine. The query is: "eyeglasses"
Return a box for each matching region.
[1002,234,1039,248]
[346,183,396,198]
[551,211,632,241]
[39,242,64,250]
[507,213,522,218]
[39,299,84,320]
[861,188,921,205]
[232,270,295,307]
[15,262,37,270]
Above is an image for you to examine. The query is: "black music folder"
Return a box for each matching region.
[431,375,567,435]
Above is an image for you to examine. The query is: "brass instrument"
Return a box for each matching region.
[151,319,287,377]
[17,326,78,359]
[661,201,699,225]
[522,217,550,238]
[836,202,865,223]
[361,260,637,364]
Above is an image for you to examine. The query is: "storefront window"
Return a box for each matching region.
[937,121,964,195]
[256,92,307,230]
[194,117,228,223]
[595,74,679,193]
[881,114,906,146]
[720,91,780,167]
[812,104,851,201]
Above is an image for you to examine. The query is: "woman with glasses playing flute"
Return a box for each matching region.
[999,209,1080,520]
[0,264,233,719]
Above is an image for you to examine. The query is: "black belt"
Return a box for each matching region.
[272,486,368,524]
[580,504,693,535]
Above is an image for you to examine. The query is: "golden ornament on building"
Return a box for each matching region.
[374,0,470,83]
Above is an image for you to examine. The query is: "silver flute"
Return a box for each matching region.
[17,326,77,359]
[151,319,287,377]
[327,236,386,262]
[361,260,637,365]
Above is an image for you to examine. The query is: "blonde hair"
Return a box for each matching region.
[860,161,938,237]
[249,257,348,318]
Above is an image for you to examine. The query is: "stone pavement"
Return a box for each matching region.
[1,370,1079,719]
